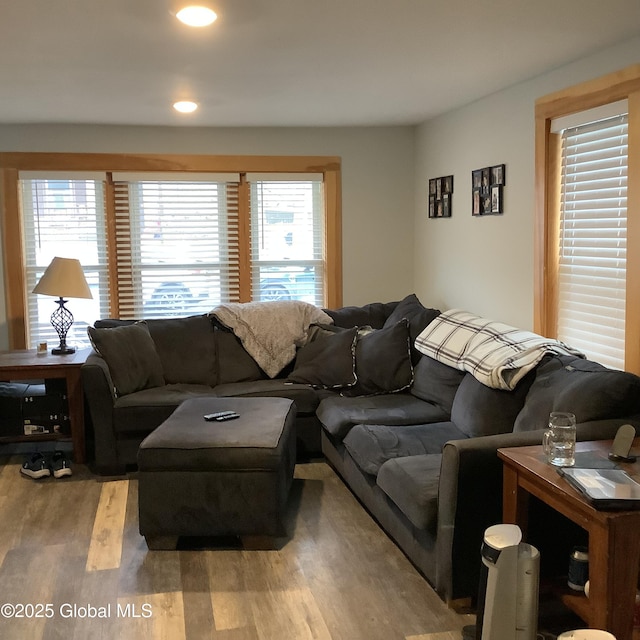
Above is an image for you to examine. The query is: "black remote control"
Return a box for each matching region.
[204,411,236,421]
[214,413,240,421]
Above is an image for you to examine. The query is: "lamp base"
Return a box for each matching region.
[49,297,76,356]
[52,344,76,355]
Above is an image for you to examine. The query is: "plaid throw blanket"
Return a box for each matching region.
[415,309,583,390]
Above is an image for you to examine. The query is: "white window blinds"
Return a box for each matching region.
[558,114,628,369]
[248,176,325,306]
[18,166,333,347]
[20,178,109,348]
[111,177,241,319]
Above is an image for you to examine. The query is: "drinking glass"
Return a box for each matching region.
[543,411,576,466]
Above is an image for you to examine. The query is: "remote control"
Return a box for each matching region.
[214,413,240,421]
[204,411,236,421]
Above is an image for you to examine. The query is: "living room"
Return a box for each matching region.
[1,2,640,639]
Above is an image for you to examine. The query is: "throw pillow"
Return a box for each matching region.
[324,301,400,329]
[342,319,414,396]
[88,321,165,396]
[383,294,440,363]
[288,326,358,389]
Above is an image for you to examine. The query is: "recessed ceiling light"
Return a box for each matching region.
[173,101,199,113]
[175,5,217,27]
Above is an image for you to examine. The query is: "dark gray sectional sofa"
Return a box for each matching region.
[80,294,640,604]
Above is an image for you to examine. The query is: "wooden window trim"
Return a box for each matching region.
[0,152,343,349]
[534,64,640,374]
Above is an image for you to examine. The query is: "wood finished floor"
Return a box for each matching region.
[0,456,473,640]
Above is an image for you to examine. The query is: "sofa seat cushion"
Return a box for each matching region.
[514,354,640,432]
[317,394,448,440]
[377,454,441,531]
[114,384,218,434]
[343,422,466,476]
[211,380,321,414]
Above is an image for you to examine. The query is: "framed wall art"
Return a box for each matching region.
[472,164,505,216]
[428,175,454,218]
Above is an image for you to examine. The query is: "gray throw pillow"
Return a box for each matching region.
[288,326,358,389]
[383,294,440,364]
[88,321,165,396]
[342,319,414,396]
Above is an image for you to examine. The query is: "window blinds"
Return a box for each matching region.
[558,114,628,369]
[19,169,330,346]
[112,178,240,319]
[248,177,325,306]
[20,178,109,348]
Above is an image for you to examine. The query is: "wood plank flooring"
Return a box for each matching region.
[0,455,473,640]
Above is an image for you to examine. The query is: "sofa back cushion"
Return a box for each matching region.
[451,370,535,438]
[410,355,465,416]
[88,321,165,396]
[145,315,218,387]
[514,354,640,432]
[214,327,265,383]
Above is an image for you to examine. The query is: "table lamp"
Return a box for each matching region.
[32,257,93,355]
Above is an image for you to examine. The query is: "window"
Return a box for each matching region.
[20,178,109,349]
[112,176,241,318]
[249,176,325,304]
[535,65,640,374]
[556,114,628,369]
[0,154,342,350]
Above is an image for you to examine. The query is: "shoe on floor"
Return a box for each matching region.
[51,450,72,478]
[21,452,51,479]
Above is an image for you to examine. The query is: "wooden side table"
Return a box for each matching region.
[0,348,90,463]
[498,439,640,640]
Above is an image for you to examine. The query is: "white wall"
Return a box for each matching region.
[414,36,640,330]
[0,125,415,348]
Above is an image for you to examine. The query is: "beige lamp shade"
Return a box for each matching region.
[32,257,93,299]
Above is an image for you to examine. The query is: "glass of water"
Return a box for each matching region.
[543,412,576,466]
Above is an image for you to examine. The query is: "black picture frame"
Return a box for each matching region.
[491,185,502,214]
[472,164,506,216]
[491,164,506,186]
[472,189,481,216]
[428,174,453,218]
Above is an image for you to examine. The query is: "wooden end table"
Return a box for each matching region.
[0,348,90,463]
[498,439,640,640]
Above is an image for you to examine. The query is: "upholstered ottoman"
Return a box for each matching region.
[137,396,297,550]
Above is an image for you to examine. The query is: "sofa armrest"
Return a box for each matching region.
[434,419,639,602]
[81,351,122,474]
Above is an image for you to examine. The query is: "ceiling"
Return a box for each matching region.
[1,0,639,128]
